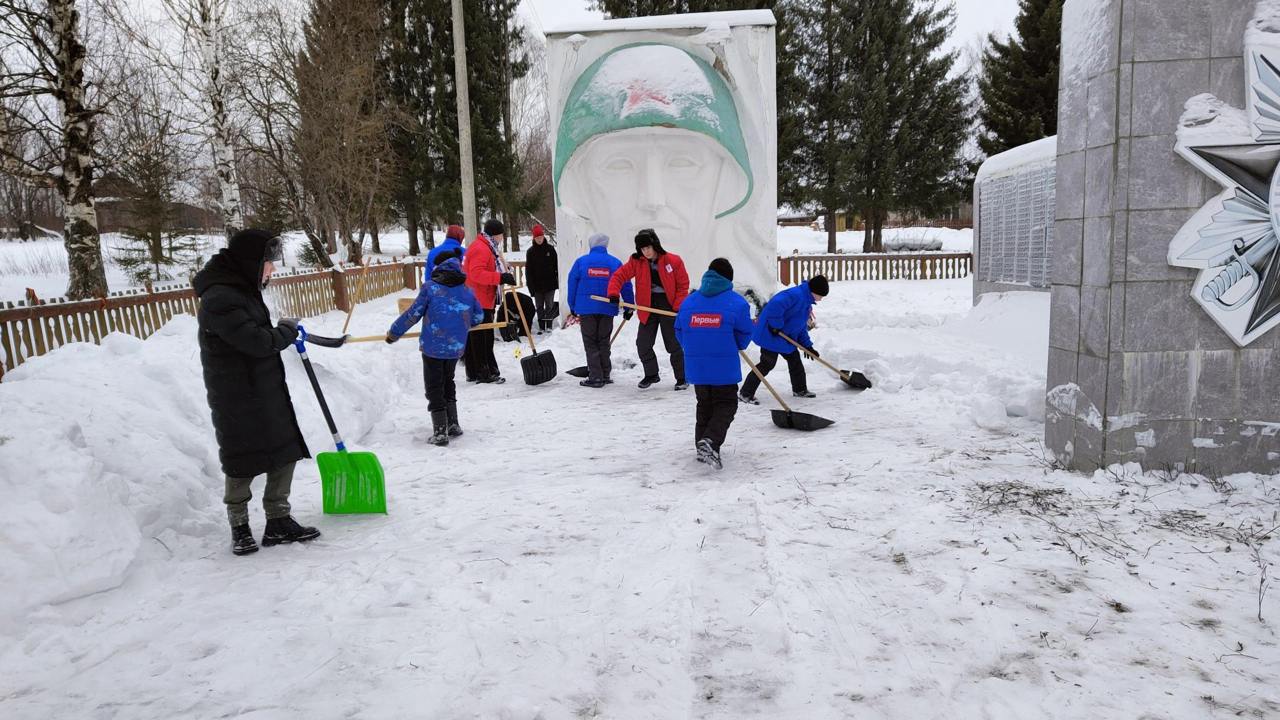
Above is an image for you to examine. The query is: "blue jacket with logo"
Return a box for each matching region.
[675,271,753,386]
[753,281,815,354]
[566,246,633,316]
[425,238,464,280]
[389,257,484,360]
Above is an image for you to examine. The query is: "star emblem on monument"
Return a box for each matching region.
[1169,33,1280,346]
[621,80,673,118]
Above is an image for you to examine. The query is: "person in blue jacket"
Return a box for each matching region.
[386,250,484,446]
[425,224,466,281]
[739,274,830,404]
[675,258,753,470]
[566,233,634,388]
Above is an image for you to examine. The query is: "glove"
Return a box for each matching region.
[608,295,620,305]
[805,345,819,358]
[385,333,398,344]
[623,308,634,321]
[768,326,782,337]
[500,272,516,286]
[276,318,299,341]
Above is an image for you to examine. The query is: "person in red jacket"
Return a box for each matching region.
[462,218,516,384]
[606,228,690,390]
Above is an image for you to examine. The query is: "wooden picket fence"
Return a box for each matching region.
[2,250,965,381]
[778,252,972,284]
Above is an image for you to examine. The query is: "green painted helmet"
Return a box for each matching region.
[554,43,754,218]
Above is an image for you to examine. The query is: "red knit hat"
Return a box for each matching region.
[532,223,545,238]
[445,224,465,241]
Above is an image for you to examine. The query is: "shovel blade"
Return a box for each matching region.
[842,371,873,390]
[318,450,387,514]
[771,409,834,431]
[566,365,590,378]
[520,351,557,386]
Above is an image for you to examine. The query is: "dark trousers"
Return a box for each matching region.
[422,356,458,412]
[463,308,499,380]
[533,290,556,329]
[740,348,807,398]
[579,314,614,381]
[224,462,295,527]
[695,385,739,450]
[637,294,684,382]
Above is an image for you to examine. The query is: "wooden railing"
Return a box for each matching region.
[3,251,968,380]
[0,285,200,381]
[778,253,972,284]
[0,257,531,380]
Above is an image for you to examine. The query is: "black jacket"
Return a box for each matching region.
[524,241,559,293]
[194,230,309,477]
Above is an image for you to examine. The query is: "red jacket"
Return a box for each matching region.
[607,252,689,323]
[463,234,504,309]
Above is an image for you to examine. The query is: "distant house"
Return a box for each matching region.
[92,174,220,235]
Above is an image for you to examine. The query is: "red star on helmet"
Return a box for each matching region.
[623,81,672,114]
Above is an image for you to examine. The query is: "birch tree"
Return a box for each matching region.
[159,0,243,241]
[0,0,108,298]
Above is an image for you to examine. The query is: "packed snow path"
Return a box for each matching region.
[1,279,1276,718]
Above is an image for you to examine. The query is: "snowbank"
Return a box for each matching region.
[546,9,775,35]
[975,135,1058,183]
[0,308,403,632]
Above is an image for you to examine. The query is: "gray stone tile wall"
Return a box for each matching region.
[1048,0,1280,475]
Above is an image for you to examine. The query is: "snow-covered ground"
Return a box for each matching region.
[1,278,1276,719]
[0,226,974,303]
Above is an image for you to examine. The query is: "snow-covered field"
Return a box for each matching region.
[0,226,973,303]
[1,278,1276,719]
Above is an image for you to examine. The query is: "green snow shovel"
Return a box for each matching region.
[294,327,387,514]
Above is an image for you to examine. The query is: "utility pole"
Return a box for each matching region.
[450,0,478,240]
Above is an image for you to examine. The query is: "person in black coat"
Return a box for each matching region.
[194,228,320,556]
[524,224,559,333]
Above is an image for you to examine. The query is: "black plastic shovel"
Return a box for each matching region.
[739,349,834,431]
[778,332,872,390]
[507,287,556,385]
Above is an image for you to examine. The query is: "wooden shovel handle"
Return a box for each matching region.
[505,286,537,352]
[341,258,374,335]
[777,332,850,381]
[589,295,678,317]
[609,314,630,344]
[345,321,505,344]
[739,349,793,413]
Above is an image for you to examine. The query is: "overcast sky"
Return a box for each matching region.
[519,0,1022,56]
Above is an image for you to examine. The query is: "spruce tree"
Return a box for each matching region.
[781,0,856,254]
[382,0,527,247]
[976,0,1061,157]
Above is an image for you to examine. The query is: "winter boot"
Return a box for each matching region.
[696,438,722,470]
[793,389,816,398]
[231,524,258,556]
[637,375,660,389]
[738,391,759,405]
[580,378,605,388]
[446,402,463,438]
[261,516,321,546]
[429,410,450,446]
[673,381,690,391]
